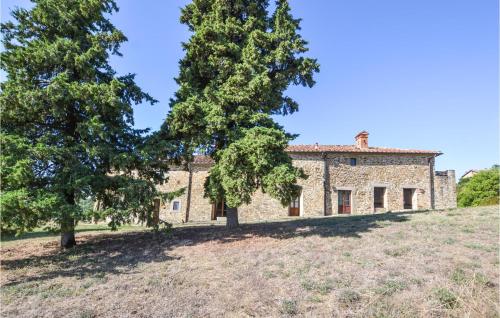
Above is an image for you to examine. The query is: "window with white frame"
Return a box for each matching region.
[171,200,181,212]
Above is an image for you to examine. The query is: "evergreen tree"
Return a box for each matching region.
[1,0,171,247]
[168,0,319,227]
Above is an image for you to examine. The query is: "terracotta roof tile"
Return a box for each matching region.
[285,144,441,155]
[192,145,440,164]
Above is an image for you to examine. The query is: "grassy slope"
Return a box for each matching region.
[1,206,499,317]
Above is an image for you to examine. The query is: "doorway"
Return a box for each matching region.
[289,196,300,216]
[403,188,415,210]
[374,187,386,210]
[212,200,228,220]
[338,190,351,214]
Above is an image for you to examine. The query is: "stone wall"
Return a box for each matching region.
[434,170,457,209]
[157,168,189,223]
[187,165,212,222]
[238,154,326,219]
[327,154,433,214]
[157,153,456,223]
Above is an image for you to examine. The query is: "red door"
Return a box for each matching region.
[338,190,351,214]
[289,196,300,216]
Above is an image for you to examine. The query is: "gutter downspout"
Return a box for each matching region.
[322,152,331,216]
[185,163,193,222]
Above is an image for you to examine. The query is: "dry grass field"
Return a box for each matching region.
[1,206,499,317]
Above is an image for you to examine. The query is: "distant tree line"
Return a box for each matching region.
[457,165,499,207]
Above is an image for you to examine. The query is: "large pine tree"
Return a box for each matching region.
[1,0,171,247]
[168,0,319,227]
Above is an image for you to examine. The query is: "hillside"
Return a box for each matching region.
[1,206,499,317]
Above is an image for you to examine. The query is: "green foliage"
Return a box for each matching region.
[280,299,298,315]
[338,289,361,304]
[375,279,408,296]
[168,0,319,210]
[433,288,459,309]
[457,166,499,207]
[0,0,171,240]
[300,278,334,295]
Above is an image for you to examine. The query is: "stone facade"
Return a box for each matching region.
[156,168,189,224]
[157,133,457,223]
[434,170,457,210]
[326,154,433,214]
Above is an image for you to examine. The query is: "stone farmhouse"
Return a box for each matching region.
[156,131,457,223]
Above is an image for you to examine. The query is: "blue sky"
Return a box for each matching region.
[2,0,498,178]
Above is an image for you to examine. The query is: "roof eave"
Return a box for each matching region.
[287,150,443,156]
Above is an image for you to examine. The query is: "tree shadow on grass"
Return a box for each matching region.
[1,232,180,288]
[1,210,418,287]
[1,227,110,242]
[172,210,415,245]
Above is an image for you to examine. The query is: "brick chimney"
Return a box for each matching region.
[355,131,369,149]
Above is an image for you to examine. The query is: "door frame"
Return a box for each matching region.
[403,188,416,210]
[333,187,355,214]
[338,190,352,214]
[211,200,227,220]
[289,195,301,216]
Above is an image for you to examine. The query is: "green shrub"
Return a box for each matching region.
[473,272,494,287]
[433,288,459,309]
[280,299,298,315]
[375,279,408,296]
[338,289,361,305]
[457,166,499,207]
[451,268,467,285]
[300,279,334,295]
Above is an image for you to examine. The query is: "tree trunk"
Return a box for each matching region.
[61,217,76,248]
[226,207,239,228]
[61,192,76,249]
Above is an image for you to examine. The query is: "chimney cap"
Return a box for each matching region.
[355,131,369,139]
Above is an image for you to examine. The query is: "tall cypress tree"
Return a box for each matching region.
[168,0,319,227]
[1,0,171,247]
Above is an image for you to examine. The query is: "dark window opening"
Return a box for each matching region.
[350,158,357,166]
[403,188,415,209]
[374,187,386,209]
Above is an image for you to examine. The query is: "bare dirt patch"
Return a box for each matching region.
[1,206,499,317]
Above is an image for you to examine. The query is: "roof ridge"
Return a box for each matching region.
[286,144,441,154]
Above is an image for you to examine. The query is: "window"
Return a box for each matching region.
[172,200,181,212]
[350,158,357,166]
[374,187,386,209]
